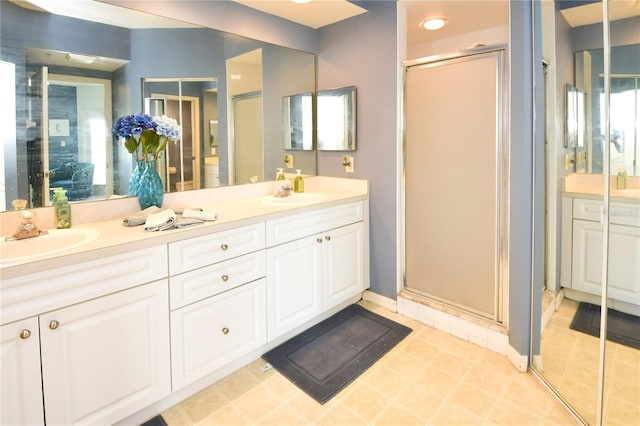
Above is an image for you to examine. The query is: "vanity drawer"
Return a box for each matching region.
[169,251,265,310]
[573,198,640,226]
[170,278,267,391]
[168,223,265,275]
[266,201,364,247]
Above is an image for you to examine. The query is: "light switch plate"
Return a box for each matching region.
[564,152,575,170]
[284,154,293,168]
[343,155,354,173]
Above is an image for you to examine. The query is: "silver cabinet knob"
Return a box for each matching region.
[49,320,60,330]
[325,235,331,241]
[317,238,323,243]
[221,244,229,251]
[222,327,230,335]
[221,274,229,282]
[19,329,31,339]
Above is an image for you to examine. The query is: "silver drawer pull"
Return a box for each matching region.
[222,327,230,335]
[317,238,323,243]
[221,243,229,251]
[221,274,229,282]
[19,329,31,339]
[325,235,331,241]
[49,320,60,330]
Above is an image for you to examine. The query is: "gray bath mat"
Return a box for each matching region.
[262,304,412,404]
[139,415,167,426]
[570,302,640,350]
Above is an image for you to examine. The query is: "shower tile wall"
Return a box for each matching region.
[398,296,509,355]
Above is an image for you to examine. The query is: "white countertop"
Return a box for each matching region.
[562,173,640,203]
[0,177,368,278]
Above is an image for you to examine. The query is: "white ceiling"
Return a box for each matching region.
[9,0,198,28]
[403,1,509,46]
[560,0,640,27]
[231,0,367,29]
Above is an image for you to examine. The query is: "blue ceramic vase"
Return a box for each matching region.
[128,160,145,197]
[136,161,164,209]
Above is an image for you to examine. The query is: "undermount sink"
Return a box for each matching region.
[261,192,328,206]
[0,228,100,265]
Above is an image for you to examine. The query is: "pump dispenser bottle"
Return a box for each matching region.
[54,189,71,229]
[294,169,304,193]
[617,167,627,190]
[276,168,285,180]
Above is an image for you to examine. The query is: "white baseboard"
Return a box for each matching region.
[507,344,529,372]
[362,290,397,312]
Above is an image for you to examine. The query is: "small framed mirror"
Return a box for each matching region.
[564,83,585,148]
[317,86,356,151]
[283,92,313,150]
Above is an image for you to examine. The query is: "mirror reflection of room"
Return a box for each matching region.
[533,1,639,425]
[0,0,316,211]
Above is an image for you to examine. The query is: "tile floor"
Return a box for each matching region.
[160,301,578,425]
[539,297,640,425]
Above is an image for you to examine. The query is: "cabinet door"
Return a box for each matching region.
[39,280,170,425]
[266,236,323,340]
[171,279,267,390]
[572,220,640,303]
[323,222,365,310]
[1,317,44,426]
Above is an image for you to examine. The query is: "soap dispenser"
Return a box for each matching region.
[55,189,71,229]
[617,167,627,190]
[294,169,304,193]
[276,168,285,181]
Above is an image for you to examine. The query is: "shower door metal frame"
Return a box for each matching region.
[401,45,510,323]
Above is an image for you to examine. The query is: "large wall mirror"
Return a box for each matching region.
[533,1,639,425]
[0,0,316,211]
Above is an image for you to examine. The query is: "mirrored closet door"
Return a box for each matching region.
[532,1,639,424]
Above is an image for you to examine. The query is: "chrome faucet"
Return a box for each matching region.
[274,179,294,197]
[6,199,46,240]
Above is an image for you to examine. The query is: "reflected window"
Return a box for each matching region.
[599,77,640,176]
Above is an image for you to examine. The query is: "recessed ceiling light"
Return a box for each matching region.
[422,18,447,31]
[290,0,312,4]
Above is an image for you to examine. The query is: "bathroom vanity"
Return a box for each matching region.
[560,175,640,315]
[0,177,369,425]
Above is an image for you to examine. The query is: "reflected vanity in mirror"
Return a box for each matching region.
[0,0,316,212]
[317,86,356,151]
[533,2,640,424]
[283,92,313,150]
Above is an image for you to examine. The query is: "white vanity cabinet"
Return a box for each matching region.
[168,223,267,390]
[265,202,365,340]
[1,317,44,426]
[568,198,640,305]
[0,245,170,426]
[40,280,170,425]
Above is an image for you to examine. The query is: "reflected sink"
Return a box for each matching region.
[261,192,328,206]
[1,228,100,265]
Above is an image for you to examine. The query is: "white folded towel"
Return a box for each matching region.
[182,208,217,221]
[122,206,163,227]
[144,209,177,232]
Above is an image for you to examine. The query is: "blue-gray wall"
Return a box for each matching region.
[100,0,317,54]
[317,1,398,300]
[509,0,534,356]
